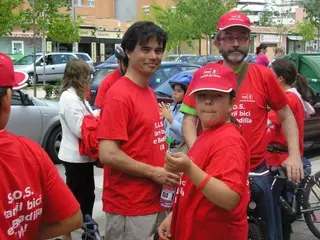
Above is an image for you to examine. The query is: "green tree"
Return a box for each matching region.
[0,0,22,36]
[258,8,273,27]
[143,0,236,54]
[295,20,316,42]
[47,13,81,44]
[304,0,320,50]
[19,0,80,44]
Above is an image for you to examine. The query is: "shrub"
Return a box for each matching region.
[44,84,54,99]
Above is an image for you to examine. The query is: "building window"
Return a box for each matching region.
[12,41,24,55]
[142,5,150,15]
[88,0,95,7]
[74,0,82,6]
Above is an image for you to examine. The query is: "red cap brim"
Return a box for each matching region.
[12,71,29,90]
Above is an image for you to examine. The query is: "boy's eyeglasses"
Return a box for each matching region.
[219,36,249,44]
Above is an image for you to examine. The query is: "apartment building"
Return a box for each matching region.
[1,0,174,63]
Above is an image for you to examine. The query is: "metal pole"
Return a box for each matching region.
[33,0,37,98]
[71,0,77,52]
[42,11,46,86]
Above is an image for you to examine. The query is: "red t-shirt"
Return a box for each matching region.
[97,76,167,216]
[171,123,250,240]
[94,69,122,108]
[0,130,79,240]
[182,62,288,171]
[266,91,304,167]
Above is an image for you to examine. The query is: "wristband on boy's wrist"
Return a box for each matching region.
[196,174,211,191]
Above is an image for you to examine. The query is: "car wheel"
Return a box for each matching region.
[46,126,62,164]
[28,73,37,86]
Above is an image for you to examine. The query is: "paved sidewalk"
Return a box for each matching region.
[55,156,320,240]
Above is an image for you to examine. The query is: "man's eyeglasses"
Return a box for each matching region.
[219,36,249,44]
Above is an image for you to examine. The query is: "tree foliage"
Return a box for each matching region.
[295,20,316,42]
[0,0,22,37]
[258,8,273,27]
[47,14,81,43]
[19,0,80,44]
[142,0,237,51]
[304,0,320,48]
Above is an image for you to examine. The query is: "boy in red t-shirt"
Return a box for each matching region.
[0,53,82,240]
[158,64,250,240]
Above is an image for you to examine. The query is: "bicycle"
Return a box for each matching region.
[247,166,320,240]
[81,214,103,240]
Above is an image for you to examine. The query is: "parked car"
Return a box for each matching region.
[164,54,197,63]
[14,52,78,85]
[95,54,117,68]
[6,90,61,164]
[89,62,200,106]
[154,69,196,104]
[75,52,94,74]
[195,55,223,66]
[154,70,320,151]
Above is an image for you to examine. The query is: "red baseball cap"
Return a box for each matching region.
[189,63,237,96]
[217,10,251,31]
[0,53,29,90]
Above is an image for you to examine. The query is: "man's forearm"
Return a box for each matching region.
[99,142,155,179]
[278,106,300,156]
[182,115,198,149]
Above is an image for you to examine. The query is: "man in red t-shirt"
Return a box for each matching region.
[98,22,180,240]
[94,46,127,108]
[180,11,302,240]
[0,53,82,240]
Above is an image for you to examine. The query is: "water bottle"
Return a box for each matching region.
[160,185,176,208]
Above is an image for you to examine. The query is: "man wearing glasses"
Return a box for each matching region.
[180,11,302,240]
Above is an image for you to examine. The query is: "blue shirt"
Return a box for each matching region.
[164,102,184,152]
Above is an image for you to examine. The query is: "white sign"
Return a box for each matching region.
[260,34,282,43]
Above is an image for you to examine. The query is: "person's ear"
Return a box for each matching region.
[278,76,285,83]
[2,88,12,113]
[125,49,131,60]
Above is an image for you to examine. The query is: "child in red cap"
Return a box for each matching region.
[0,53,82,240]
[158,63,250,240]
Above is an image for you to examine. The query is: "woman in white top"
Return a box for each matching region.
[58,59,97,240]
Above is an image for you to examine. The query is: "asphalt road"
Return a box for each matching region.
[54,152,320,240]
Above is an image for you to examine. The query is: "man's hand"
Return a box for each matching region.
[165,152,192,174]
[158,213,172,240]
[159,102,173,123]
[150,167,180,187]
[282,154,304,183]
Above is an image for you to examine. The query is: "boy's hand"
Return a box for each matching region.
[159,102,173,123]
[158,213,172,240]
[165,152,192,173]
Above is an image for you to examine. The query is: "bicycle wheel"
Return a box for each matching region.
[303,171,320,239]
[248,222,264,240]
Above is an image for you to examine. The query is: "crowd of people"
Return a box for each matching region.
[0,9,316,240]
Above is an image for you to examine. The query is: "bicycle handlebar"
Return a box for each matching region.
[248,166,287,179]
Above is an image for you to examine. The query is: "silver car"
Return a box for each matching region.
[14,52,78,85]
[6,90,61,164]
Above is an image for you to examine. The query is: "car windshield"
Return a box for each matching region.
[76,54,91,61]
[154,70,196,97]
[91,68,116,88]
[15,55,40,65]
[164,56,179,61]
[105,55,117,63]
